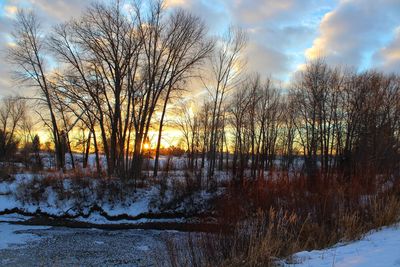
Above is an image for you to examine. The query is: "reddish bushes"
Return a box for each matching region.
[166,170,400,267]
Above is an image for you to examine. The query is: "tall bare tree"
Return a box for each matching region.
[205,27,246,181]
[9,10,64,169]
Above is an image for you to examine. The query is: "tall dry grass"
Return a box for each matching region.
[164,170,400,267]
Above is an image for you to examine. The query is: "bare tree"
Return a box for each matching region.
[205,27,247,182]
[291,59,331,184]
[149,8,214,177]
[8,10,64,169]
[175,100,200,171]
[0,97,26,160]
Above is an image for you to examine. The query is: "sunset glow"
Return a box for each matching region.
[0,1,399,266]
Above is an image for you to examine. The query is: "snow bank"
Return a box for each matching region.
[0,171,217,225]
[287,224,400,267]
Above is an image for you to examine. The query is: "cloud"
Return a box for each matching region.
[1,0,400,98]
[306,0,400,69]
[245,42,290,76]
[241,26,314,79]
[4,5,18,17]
[0,0,89,97]
[166,0,228,33]
[0,13,16,97]
[165,0,186,7]
[224,0,329,25]
[250,25,315,51]
[374,27,400,73]
[218,0,335,80]
[164,0,332,80]
[22,0,86,22]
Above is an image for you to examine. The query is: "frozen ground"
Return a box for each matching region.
[1,221,400,266]
[0,171,217,223]
[0,222,182,266]
[0,153,290,222]
[286,224,400,267]
[0,223,50,250]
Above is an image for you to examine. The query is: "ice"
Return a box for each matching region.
[0,223,50,249]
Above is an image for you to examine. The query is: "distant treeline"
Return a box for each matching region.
[3,0,399,186]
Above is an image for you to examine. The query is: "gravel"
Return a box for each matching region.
[0,226,184,266]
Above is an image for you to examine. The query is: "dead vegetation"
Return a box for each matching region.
[164,171,400,267]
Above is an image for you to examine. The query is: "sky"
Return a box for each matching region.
[0,0,400,96]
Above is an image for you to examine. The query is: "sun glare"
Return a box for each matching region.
[143,143,150,150]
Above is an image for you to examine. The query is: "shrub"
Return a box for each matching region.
[0,166,15,182]
[164,171,400,267]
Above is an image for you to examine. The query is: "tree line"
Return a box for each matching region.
[8,0,213,181]
[5,0,400,187]
[179,60,400,188]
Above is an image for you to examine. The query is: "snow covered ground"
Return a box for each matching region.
[0,223,50,250]
[1,221,399,266]
[0,169,217,225]
[286,224,400,267]
[0,222,182,266]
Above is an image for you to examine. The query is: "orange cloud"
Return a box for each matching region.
[4,5,18,17]
[305,11,339,60]
[165,0,186,8]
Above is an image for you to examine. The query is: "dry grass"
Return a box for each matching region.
[164,171,400,267]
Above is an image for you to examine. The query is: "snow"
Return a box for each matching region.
[0,223,50,249]
[2,155,400,265]
[72,211,184,224]
[0,164,217,224]
[136,245,150,251]
[0,172,160,218]
[287,224,400,267]
[0,214,32,222]
[0,195,16,211]
[101,187,157,217]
